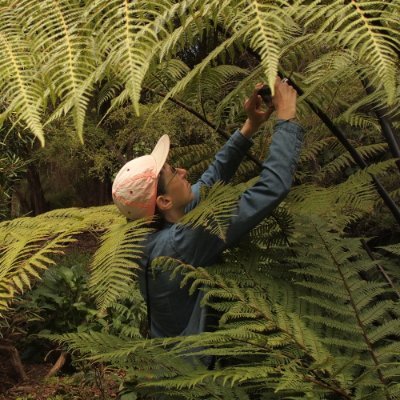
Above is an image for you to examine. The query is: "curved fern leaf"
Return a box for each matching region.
[232,0,299,94]
[0,10,45,143]
[179,181,240,241]
[303,0,400,104]
[89,218,152,311]
[17,0,96,142]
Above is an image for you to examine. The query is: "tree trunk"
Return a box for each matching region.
[99,175,112,205]
[26,164,48,216]
[0,344,28,382]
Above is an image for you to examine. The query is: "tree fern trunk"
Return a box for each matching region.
[26,164,48,216]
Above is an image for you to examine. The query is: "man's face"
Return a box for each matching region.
[159,163,194,209]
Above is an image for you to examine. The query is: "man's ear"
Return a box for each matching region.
[156,194,173,211]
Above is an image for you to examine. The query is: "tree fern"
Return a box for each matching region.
[0,205,128,315]
[288,158,398,224]
[317,142,388,182]
[229,0,300,94]
[152,26,248,117]
[87,0,207,116]
[291,216,400,399]
[301,0,400,105]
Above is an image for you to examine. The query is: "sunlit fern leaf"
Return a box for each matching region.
[15,0,96,143]
[179,181,240,241]
[302,0,400,104]
[0,219,82,315]
[231,0,299,95]
[0,9,45,144]
[89,218,152,311]
[38,205,124,231]
[87,0,203,116]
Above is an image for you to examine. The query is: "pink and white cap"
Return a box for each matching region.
[112,134,170,219]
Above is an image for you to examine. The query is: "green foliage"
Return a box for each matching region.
[46,212,399,399]
[0,1,400,398]
[179,181,240,240]
[21,252,96,334]
[0,205,123,316]
[0,176,399,399]
[0,0,398,142]
[0,151,28,219]
[88,218,152,312]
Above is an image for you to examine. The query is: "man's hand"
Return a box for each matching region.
[240,83,273,138]
[240,77,298,138]
[272,76,297,121]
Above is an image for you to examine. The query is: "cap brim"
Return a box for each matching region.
[151,134,170,174]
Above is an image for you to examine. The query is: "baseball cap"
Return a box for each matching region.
[112,134,170,219]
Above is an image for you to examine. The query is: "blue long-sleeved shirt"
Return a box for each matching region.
[138,120,304,338]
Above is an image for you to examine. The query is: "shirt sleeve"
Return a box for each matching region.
[185,130,253,212]
[173,120,304,266]
[225,120,304,246]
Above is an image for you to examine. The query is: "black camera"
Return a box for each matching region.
[258,85,272,104]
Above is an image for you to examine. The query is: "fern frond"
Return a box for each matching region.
[144,59,191,92]
[89,218,152,311]
[214,65,264,124]
[179,181,240,240]
[152,27,247,118]
[317,142,388,181]
[88,0,206,115]
[232,0,299,94]
[303,0,400,104]
[0,9,45,144]
[16,0,96,142]
[0,218,83,314]
[291,215,400,397]
[191,65,248,105]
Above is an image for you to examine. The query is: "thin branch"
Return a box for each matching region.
[144,86,262,168]
[359,76,400,173]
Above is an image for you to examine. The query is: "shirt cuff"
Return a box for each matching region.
[234,129,254,147]
[276,119,304,131]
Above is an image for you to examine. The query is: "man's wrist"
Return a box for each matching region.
[240,119,260,138]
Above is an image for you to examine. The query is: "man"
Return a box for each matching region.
[112,77,303,344]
